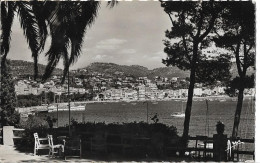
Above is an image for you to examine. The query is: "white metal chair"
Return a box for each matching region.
[47,135,64,158]
[33,133,49,156]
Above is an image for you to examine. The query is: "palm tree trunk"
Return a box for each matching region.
[232,86,245,138]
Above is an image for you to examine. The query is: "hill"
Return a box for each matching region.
[78,62,255,79]
[8,60,255,80]
[78,62,190,79]
[8,60,63,77]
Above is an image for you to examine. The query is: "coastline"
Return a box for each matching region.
[15,95,254,114]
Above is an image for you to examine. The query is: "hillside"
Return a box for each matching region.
[149,67,190,79]
[8,60,255,79]
[8,60,63,77]
[79,62,255,79]
[79,62,190,79]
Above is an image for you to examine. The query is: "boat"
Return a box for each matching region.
[218,98,227,102]
[131,103,137,105]
[171,112,185,118]
[208,98,214,101]
[171,101,185,118]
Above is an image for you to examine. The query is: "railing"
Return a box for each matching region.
[78,132,255,161]
[185,136,254,161]
[228,137,255,161]
[1,126,25,146]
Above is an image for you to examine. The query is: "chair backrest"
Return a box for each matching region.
[34,133,40,148]
[48,135,54,147]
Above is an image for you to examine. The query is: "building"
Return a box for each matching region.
[137,84,146,100]
[193,88,203,96]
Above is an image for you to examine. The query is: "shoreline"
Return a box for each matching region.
[16,95,254,113]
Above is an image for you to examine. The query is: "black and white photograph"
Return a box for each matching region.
[0,0,257,162]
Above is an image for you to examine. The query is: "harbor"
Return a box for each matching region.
[23,96,254,139]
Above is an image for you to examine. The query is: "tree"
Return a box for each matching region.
[0,61,20,127]
[1,1,44,80]
[1,1,117,82]
[214,2,255,138]
[161,1,230,141]
[225,75,254,97]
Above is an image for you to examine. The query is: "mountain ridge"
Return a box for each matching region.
[8,59,255,79]
[78,62,190,79]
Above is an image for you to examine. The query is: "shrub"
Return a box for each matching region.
[16,121,180,158]
[16,116,49,150]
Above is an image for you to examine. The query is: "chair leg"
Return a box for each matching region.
[80,149,82,158]
[34,148,36,156]
[52,148,54,158]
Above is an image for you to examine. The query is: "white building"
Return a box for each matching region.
[193,88,202,96]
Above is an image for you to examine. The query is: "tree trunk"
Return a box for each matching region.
[232,86,245,138]
[182,43,198,140]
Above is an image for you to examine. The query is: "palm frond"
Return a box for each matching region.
[107,0,118,8]
[1,2,15,65]
[31,1,48,52]
[68,1,100,65]
[42,29,69,81]
[43,2,101,82]
[16,2,41,80]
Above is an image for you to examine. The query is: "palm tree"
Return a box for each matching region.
[1,1,117,82]
[1,1,45,80]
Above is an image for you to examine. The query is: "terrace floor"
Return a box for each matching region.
[0,145,93,162]
[0,145,194,162]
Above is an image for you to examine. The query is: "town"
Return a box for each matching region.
[14,70,255,106]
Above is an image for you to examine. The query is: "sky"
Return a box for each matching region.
[7,1,172,70]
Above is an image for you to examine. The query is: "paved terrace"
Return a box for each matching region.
[0,145,195,163]
[0,145,93,163]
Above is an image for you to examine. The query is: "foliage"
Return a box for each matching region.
[1,2,45,80]
[196,54,231,86]
[16,121,180,157]
[44,115,57,129]
[161,1,231,85]
[225,74,255,97]
[70,121,179,139]
[17,92,54,107]
[213,2,255,78]
[160,1,230,141]
[213,1,255,138]
[0,61,20,127]
[16,115,49,150]
[1,1,116,82]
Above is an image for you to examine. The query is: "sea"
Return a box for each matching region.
[38,96,255,139]
[35,96,255,160]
